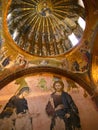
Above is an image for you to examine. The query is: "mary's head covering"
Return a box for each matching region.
[17,86,30,96]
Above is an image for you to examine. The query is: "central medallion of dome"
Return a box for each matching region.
[37,1,52,17]
[7,0,86,56]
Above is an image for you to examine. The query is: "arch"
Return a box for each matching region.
[0,66,93,96]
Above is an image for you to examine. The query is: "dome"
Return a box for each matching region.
[7,0,86,56]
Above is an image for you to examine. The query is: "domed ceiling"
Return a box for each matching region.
[7,0,86,56]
